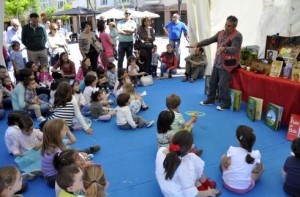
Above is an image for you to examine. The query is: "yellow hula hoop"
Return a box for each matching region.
[185,111,206,117]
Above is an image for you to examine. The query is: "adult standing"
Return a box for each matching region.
[163,13,188,68]
[194,15,243,111]
[78,21,99,72]
[97,21,114,70]
[56,19,70,42]
[21,13,48,66]
[6,19,24,50]
[136,17,155,75]
[117,10,137,69]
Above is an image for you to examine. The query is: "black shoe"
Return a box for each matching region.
[141,105,149,111]
[89,145,101,153]
[168,74,172,78]
[15,183,28,194]
[216,103,230,111]
[200,100,215,105]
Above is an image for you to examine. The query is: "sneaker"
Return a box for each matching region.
[21,172,35,180]
[89,145,101,153]
[182,77,188,82]
[37,116,46,122]
[200,100,214,105]
[141,105,149,111]
[216,103,230,111]
[146,120,154,128]
[189,78,195,83]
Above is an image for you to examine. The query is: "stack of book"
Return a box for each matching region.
[247,96,263,122]
[264,102,284,131]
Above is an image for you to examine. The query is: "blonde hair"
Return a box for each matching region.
[83,165,106,197]
[41,119,67,156]
[122,83,135,95]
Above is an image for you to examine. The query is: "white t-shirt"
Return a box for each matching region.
[116,106,136,128]
[83,86,94,105]
[155,147,204,197]
[222,146,261,189]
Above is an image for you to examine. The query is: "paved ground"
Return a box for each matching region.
[68,35,190,74]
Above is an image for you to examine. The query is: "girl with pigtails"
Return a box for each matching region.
[155,130,221,197]
[221,125,264,194]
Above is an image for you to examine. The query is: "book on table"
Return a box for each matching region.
[247,96,263,121]
[286,114,300,141]
[230,89,242,111]
[291,61,300,82]
[264,102,284,131]
[269,60,283,77]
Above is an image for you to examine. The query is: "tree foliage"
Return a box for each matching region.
[45,7,57,22]
[5,0,39,19]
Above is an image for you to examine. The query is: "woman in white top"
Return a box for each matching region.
[220,125,264,194]
[155,130,221,197]
[47,23,67,65]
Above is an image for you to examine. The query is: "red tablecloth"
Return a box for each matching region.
[230,68,300,125]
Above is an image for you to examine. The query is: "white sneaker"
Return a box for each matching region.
[146,120,155,128]
[37,116,46,122]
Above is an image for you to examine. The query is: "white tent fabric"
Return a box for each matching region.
[187,0,300,74]
[0,1,5,66]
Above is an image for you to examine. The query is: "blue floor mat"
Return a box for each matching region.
[0,77,291,197]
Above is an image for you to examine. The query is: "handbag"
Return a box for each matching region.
[92,35,103,52]
[134,38,142,50]
[140,75,154,86]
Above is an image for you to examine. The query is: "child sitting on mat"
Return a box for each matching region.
[220,125,264,194]
[156,110,175,149]
[166,94,202,156]
[282,137,300,196]
[116,93,154,130]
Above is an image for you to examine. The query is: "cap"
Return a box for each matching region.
[124,9,131,14]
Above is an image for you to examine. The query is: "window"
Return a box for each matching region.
[121,0,131,3]
[57,1,65,9]
[101,0,107,5]
[39,0,49,10]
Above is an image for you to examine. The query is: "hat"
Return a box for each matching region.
[124,9,131,14]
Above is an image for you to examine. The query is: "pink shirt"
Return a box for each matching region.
[100,32,113,58]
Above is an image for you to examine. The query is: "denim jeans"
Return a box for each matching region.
[160,63,177,77]
[169,39,181,66]
[207,67,232,106]
[118,41,133,69]
[0,109,5,120]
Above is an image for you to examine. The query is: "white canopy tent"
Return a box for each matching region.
[187,0,300,74]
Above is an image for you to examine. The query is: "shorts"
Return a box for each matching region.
[223,180,255,194]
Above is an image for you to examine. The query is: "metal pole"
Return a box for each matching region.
[178,0,182,16]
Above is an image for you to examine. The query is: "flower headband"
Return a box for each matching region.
[169,143,181,152]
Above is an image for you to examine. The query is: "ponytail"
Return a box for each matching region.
[163,131,193,180]
[236,125,256,164]
[163,152,181,180]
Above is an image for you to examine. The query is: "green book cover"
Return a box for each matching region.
[230,89,242,111]
[249,96,263,120]
[247,97,256,122]
[264,102,284,131]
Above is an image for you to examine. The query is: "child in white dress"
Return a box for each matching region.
[220,125,264,194]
